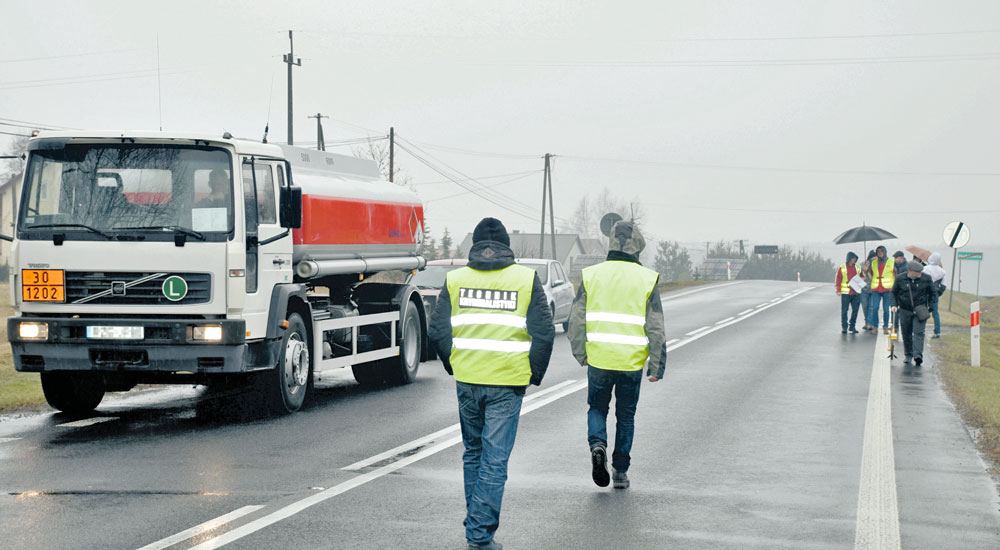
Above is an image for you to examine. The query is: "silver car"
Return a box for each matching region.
[516,258,575,331]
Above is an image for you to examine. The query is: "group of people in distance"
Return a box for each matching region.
[835,245,947,365]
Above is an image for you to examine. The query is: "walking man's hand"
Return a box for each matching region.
[648,376,660,382]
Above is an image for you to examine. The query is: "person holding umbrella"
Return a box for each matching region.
[860,250,877,331]
[831,224,897,333]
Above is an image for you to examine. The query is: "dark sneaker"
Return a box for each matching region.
[904,356,912,364]
[468,541,503,550]
[850,328,859,334]
[842,330,847,334]
[932,334,940,339]
[591,446,610,487]
[915,357,923,366]
[612,468,629,489]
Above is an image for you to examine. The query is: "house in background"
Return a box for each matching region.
[456,230,586,273]
[0,171,22,276]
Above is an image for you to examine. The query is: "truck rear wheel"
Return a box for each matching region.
[257,312,311,414]
[382,300,422,385]
[40,372,105,415]
[352,300,421,386]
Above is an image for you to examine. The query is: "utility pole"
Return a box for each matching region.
[308,113,328,151]
[389,127,395,183]
[283,30,302,145]
[538,153,555,260]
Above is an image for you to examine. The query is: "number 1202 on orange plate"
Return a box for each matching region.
[22,269,65,302]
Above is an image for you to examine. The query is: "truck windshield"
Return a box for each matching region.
[19,143,233,239]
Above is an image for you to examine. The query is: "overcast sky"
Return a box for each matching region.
[2,0,998,280]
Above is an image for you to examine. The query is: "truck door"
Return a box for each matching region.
[240,158,293,339]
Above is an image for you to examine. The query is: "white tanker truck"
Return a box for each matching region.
[5,130,430,414]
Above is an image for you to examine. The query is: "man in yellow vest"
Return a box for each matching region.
[429,217,554,550]
[567,220,667,489]
[868,245,895,335]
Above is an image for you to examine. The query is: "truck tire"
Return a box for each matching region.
[381,300,422,385]
[40,372,105,415]
[257,312,311,414]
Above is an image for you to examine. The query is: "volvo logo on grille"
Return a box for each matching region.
[111,281,127,296]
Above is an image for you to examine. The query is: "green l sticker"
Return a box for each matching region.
[162,275,188,301]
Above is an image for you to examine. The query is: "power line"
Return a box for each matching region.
[643,202,1000,215]
[558,154,1000,177]
[413,169,542,185]
[0,48,143,64]
[424,170,542,202]
[405,139,540,160]
[0,130,30,137]
[0,116,77,130]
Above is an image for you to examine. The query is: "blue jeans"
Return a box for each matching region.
[931,295,941,336]
[840,294,861,331]
[587,365,643,472]
[456,382,523,545]
[869,291,891,328]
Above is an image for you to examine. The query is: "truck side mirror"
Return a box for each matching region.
[280,186,303,229]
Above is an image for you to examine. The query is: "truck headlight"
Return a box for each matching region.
[193,325,223,341]
[19,322,48,340]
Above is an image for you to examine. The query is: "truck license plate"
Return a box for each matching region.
[86,326,144,340]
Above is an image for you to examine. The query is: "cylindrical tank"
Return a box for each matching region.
[278,145,425,274]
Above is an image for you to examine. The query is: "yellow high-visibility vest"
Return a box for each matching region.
[447,264,535,386]
[870,258,894,291]
[840,264,852,294]
[582,260,659,371]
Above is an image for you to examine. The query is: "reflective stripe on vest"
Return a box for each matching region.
[582,260,659,372]
[840,264,851,294]
[447,264,535,386]
[870,258,895,290]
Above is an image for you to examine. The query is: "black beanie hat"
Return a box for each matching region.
[892,250,905,258]
[472,217,510,246]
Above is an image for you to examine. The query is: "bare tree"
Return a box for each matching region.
[352,137,412,186]
[562,186,646,240]
[1,135,29,182]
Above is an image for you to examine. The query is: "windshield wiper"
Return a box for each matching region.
[115,225,206,241]
[25,223,112,239]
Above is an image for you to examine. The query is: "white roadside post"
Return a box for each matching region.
[971,301,981,367]
[797,272,801,283]
[727,262,732,281]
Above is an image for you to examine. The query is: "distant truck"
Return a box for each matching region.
[6,131,429,414]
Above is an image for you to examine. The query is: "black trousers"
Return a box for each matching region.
[898,309,927,360]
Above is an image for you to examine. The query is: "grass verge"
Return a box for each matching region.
[938,291,999,329]
[0,283,46,413]
[934,331,1000,478]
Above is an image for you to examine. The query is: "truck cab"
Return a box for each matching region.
[7,131,427,415]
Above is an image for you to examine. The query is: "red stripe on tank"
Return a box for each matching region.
[292,195,424,246]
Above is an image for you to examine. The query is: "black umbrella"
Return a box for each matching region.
[833,224,897,257]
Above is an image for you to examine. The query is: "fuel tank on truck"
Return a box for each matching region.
[277,145,425,276]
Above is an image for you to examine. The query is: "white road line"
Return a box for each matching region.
[56,417,117,428]
[341,379,578,472]
[715,317,735,325]
[665,339,679,346]
[685,326,711,336]
[854,332,902,550]
[0,437,21,444]
[738,309,754,316]
[667,287,817,352]
[169,285,817,550]
[660,281,742,302]
[137,505,264,550]
[756,303,769,308]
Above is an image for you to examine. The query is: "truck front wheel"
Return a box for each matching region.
[257,312,311,414]
[40,372,105,415]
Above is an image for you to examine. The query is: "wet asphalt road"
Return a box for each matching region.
[1,280,998,549]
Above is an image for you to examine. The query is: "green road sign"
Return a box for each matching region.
[162,275,188,301]
[958,252,983,261]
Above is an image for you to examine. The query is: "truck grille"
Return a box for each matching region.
[65,272,212,305]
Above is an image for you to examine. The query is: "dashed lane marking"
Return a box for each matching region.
[0,437,21,444]
[854,332,902,549]
[137,505,265,550]
[739,309,754,316]
[661,281,742,302]
[715,317,735,325]
[686,326,712,336]
[56,417,118,428]
[341,379,578,472]
[162,285,819,550]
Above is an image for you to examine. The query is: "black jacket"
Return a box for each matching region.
[427,240,555,390]
[891,273,936,312]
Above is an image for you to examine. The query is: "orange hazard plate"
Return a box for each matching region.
[22,270,65,302]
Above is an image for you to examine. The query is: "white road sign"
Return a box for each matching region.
[943,221,970,249]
